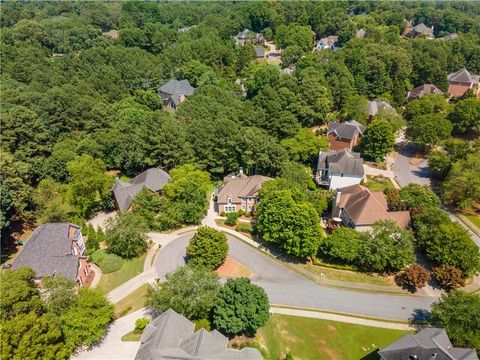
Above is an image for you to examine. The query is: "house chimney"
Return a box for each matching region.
[333,189,342,217]
[179,94,185,103]
[239,167,244,176]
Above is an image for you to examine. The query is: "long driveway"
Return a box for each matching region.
[155,233,435,321]
[392,141,430,187]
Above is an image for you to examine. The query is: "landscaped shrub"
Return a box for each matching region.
[90,250,124,273]
[193,318,211,331]
[225,212,239,226]
[220,211,225,217]
[237,209,245,217]
[433,265,466,290]
[235,223,253,236]
[399,264,430,290]
[135,318,150,331]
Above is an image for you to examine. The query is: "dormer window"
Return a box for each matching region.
[228,197,232,204]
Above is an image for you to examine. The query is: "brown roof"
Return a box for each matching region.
[217,174,271,204]
[407,84,443,100]
[338,184,410,228]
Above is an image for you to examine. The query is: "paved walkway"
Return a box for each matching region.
[270,307,415,331]
[88,211,116,230]
[73,309,147,360]
[89,263,102,289]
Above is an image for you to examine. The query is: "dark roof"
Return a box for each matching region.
[378,328,478,360]
[113,168,171,211]
[317,149,364,177]
[448,68,479,85]
[407,84,443,100]
[11,223,81,281]
[255,47,265,57]
[327,120,365,140]
[135,309,262,360]
[159,79,195,97]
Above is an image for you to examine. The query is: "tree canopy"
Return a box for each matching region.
[186,227,228,270]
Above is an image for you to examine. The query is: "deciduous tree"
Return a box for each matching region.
[186,227,228,270]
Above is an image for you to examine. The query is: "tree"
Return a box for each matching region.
[146,265,220,320]
[443,153,480,210]
[399,183,441,211]
[432,265,466,290]
[34,179,73,223]
[398,264,430,291]
[256,190,322,259]
[0,184,13,231]
[212,278,269,336]
[403,94,449,122]
[131,188,163,230]
[430,291,480,349]
[360,220,415,272]
[384,188,406,211]
[224,212,239,226]
[105,212,148,259]
[60,288,114,350]
[66,154,113,217]
[428,150,451,179]
[319,227,365,264]
[448,98,480,133]
[406,114,452,148]
[186,227,228,270]
[360,120,395,162]
[281,128,328,164]
[42,276,76,315]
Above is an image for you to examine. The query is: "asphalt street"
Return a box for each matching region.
[155,233,435,321]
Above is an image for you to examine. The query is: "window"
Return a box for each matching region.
[227,197,232,204]
[248,205,252,211]
[224,205,236,213]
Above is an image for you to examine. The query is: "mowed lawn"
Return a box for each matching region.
[114,284,150,318]
[259,314,411,360]
[97,253,146,293]
[466,214,480,229]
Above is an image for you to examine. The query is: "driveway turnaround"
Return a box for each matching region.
[393,141,430,187]
[155,233,435,322]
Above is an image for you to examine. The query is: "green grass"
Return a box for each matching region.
[363,175,394,192]
[465,214,480,229]
[97,253,147,293]
[114,284,150,318]
[258,314,411,360]
[121,330,142,342]
[119,175,131,182]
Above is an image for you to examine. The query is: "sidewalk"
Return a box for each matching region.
[107,269,156,304]
[270,307,415,331]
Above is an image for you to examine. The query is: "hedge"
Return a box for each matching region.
[90,250,124,273]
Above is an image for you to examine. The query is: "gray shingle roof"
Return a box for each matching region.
[317,149,364,176]
[113,168,171,211]
[448,68,479,85]
[11,223,81,281]
[367,100,395,117]
[159,79,195,97]
[413,23,434,36]
[135,309,262,360]
[255,47,265,57]
[216,174,271,204]
[327,120,365,140]
[378,328,478,360]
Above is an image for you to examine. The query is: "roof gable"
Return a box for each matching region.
[318,150,364,177]
[217,174,271,204]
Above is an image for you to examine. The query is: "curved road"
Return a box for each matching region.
[155,233,435,321]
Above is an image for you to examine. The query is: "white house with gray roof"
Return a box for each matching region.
[135,309,262,360]
[316,149,364,190]
[112,168,171,212]
[378,328,478,360]
[158,79,195,111]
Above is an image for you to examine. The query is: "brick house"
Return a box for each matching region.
[215,169,271,213]
[12,223,90,286]
[447,68,480,98]
[327,120,365,151]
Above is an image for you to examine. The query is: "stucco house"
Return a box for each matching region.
[11,223,90,286]
[135,309,262,360]
[327,120,365,151]
[378,327,478,360]
[316,149,364,190]
[447,68,480,98]
[215,169,271,213]
[158,79,195,111]
[332,184,410,232]
[112,168,171,212]
[406,84,443,100]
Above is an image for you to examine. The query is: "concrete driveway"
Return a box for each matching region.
[155,233,435,321]
[393,141,430,187]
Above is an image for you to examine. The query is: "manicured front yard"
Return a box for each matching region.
[258,314,411,360]
[98,253,146,293]
[363,175,394,192]
[114,283,150,318]
[466,214,480,229]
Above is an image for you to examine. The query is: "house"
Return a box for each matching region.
[403,22,434,39]
[441,32,458,40]
[315,35,340,51]
[11,223,90,286]
[406,84,443,100]
[135,309,262,360]
[255,46,265,62]
[378,327,478,360]
[103,29,119,39]
[447,68,480,98]
[332,184,411,231]
[112,168,171,212]
[367,100,395,122]
[215,169,271,213]
[327,120,365,151]
[356,28,366,38]
[234,29,265,46]
[158,79,195,111]
[316,149,364,190]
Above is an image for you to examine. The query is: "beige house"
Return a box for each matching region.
[215,169,271,213]
[332,184,410,231]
